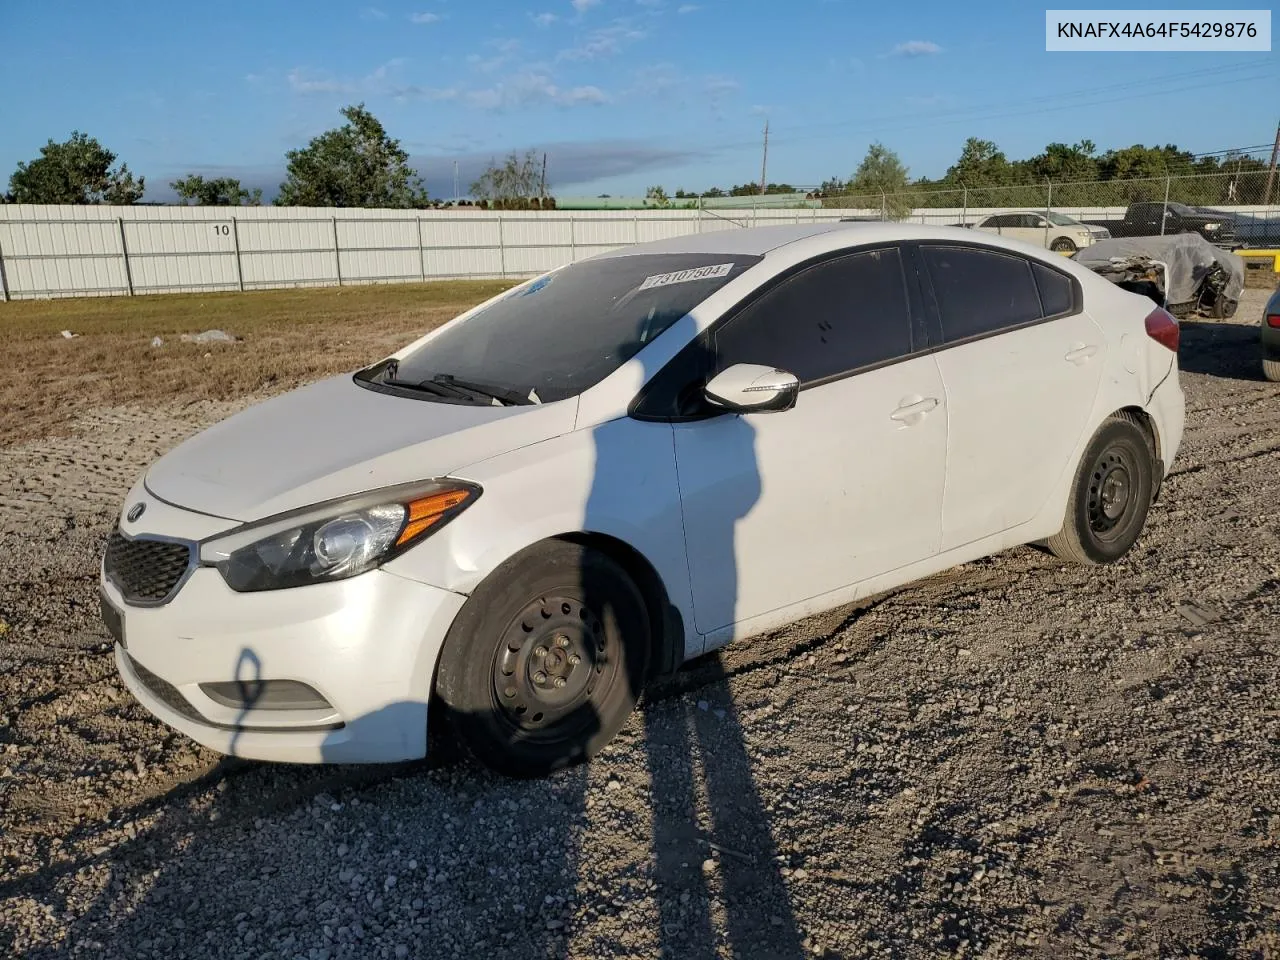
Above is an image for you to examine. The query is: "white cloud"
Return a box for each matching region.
[453,73,609,110]
[287,59,408,96]
[360,7,388,20]
[571,0,601,12]
[890,39,942,56]
[557,24,646,61]
[676,3,699,12]
[532,11,558,25]
[409,11,442,24]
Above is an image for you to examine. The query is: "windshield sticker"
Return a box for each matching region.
[636,262,735,291]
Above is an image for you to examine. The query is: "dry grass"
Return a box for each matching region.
[0,281,515,446]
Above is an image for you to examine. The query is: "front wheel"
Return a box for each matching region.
[433,540,651,778]
[1050,237,1078,254]
[1046,414,1157,565]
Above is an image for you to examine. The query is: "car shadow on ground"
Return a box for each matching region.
[1177,318,1268,381]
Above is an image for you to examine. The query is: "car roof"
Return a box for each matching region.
[586,220,1053,260]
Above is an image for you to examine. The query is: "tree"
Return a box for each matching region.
[277,103,427,208]
[1026,140,1099,183]
[171,174,262,206]
[944,137,1014,187]
[8,132,144,204]
[849,142,912,218]
[470,150,546,209]
[645,185,670,207]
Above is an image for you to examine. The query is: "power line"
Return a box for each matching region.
[681,59,1277,156]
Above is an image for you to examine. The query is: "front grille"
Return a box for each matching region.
[104,530,192,604]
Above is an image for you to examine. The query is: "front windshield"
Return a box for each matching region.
[1046,212,1082,226]
[368,252,761,403]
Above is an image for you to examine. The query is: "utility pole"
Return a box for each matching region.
[758,119,769,196]
[540,152,548,201]
[1264,118,1280,207]
[453,160,459,203]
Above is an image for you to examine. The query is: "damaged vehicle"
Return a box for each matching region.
[1074,233,1245,320]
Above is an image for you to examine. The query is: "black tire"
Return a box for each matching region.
[1210,296,1238,319]
[1050,237,1077,254]
[433,540,650,778]
[1263,357,1280,382]
[1046,414,1157,565]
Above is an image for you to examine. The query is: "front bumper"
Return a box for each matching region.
[105,565,467,763]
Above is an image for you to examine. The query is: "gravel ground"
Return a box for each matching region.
[2,291,1278,959]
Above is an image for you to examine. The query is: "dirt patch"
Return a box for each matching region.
[1,289,1277,959]
[0,281,513,445]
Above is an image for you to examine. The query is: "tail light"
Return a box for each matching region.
[1267,313,1280,329]
[1144,307,1179,352]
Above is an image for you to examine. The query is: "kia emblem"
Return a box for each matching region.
[126,502,146,523]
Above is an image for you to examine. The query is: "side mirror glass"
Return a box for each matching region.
[703,363,799,414]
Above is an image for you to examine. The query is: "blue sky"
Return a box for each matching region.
[2,0,1276,200]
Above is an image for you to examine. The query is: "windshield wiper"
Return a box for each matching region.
[427,374,535,406]
[380,377,466,399]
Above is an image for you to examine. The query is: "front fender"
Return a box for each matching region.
[381,419,698,656]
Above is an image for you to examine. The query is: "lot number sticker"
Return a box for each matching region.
[637,262,735,291]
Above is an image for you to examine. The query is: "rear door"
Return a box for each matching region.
[1004,214,1045,247]
[915,243,1105,551]
[974,214,1007,237]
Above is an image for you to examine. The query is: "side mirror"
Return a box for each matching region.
[703,363,799,413]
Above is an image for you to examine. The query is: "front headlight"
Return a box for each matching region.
[1203,222,1221,231]
[198,480,480,592]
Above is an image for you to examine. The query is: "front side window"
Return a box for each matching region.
[713,247,914,385]
[364,253,761,403]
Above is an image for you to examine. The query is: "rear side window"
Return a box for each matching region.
[920,245,1043,343]
[1033,262,1074,317]
[713,247,914,385]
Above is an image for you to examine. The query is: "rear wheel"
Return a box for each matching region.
[1264,357,1280,382]
[1050,237,1077,254]
[1046,414,1156,565]
[433,540,650,778]
[1210,296,1238,319]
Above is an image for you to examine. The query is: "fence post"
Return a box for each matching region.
[1160,177,1171,236]
[0,228,9,302]
[1044,179,1053,248]
[231,217,244,292]
[880,192,886,221]
[569,216,577,261]
[961,185,968,227]
[416,218,426,282]
[497,215,506,278]
[331,216,342,285]
[633,214,639,246]
[696,199,703,233]
[117,217,134,296]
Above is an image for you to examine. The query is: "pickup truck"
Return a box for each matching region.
[1084,202,1236,245]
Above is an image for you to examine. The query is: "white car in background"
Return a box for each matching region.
[101,222,1184,778]
[972,210,1110,253]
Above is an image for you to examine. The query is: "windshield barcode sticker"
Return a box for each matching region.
[637,262,735,290]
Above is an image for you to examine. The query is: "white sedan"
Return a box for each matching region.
[100,222,1185,777]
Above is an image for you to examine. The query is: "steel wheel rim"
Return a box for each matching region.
[1087,447,1135,538]
[491,595,612,739]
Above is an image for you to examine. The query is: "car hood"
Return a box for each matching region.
[144,374,578,522]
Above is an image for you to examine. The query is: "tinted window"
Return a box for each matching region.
[1033,262,1074,316]
[984,215,1010,228]
[369,252,760,403]
[713,247,913,385]
[921,245,1043,342]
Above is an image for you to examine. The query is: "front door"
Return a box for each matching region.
[669,245,948,636]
